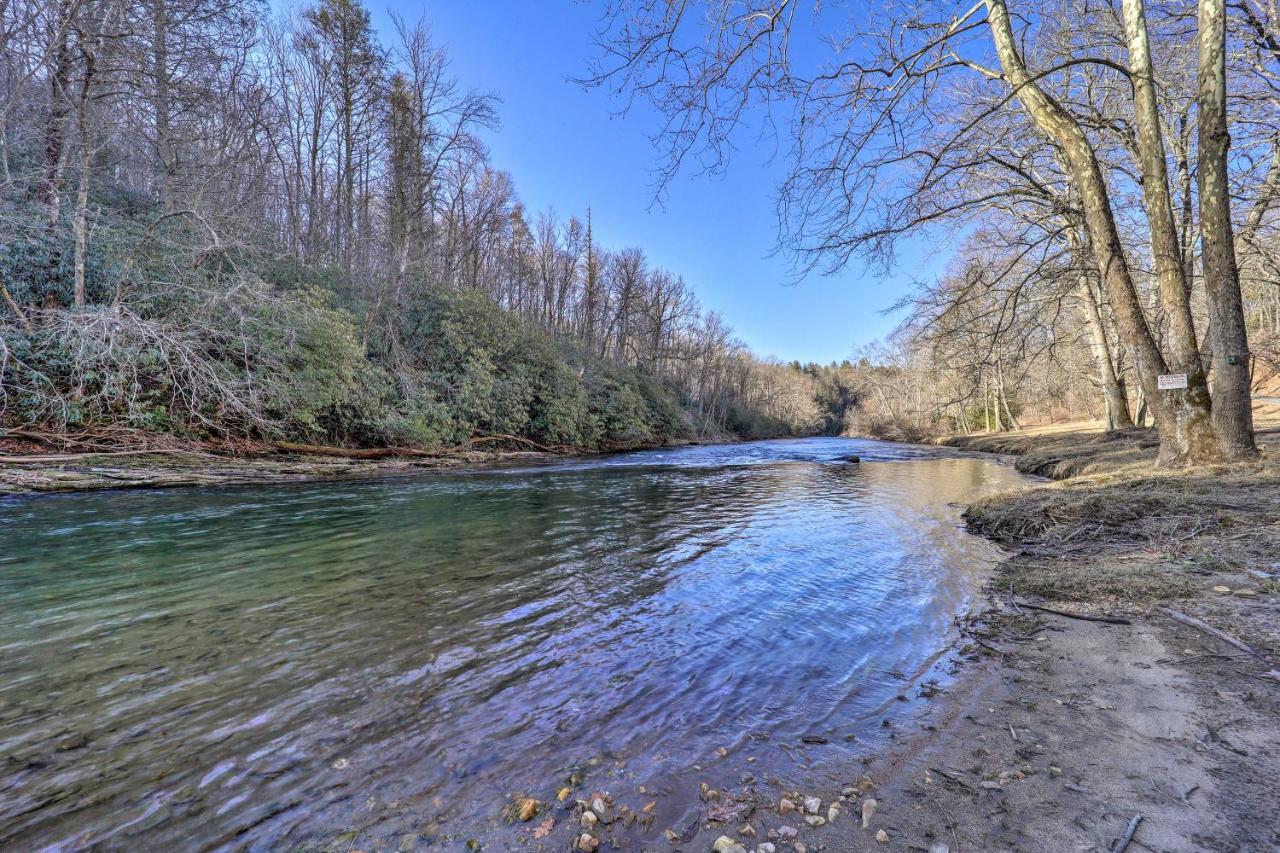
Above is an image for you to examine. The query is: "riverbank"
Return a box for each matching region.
[0,435,727,496]
[0,446,557,495]
[806,426,1280,851]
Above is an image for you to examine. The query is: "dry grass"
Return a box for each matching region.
[957,425,1280,604]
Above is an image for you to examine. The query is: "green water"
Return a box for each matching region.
[0,437,1025,851]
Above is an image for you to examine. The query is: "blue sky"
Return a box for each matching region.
[368,1,949,364]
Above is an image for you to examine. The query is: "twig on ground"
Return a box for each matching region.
[927,766,975,791]
[1156,607,1267,662]
[1016,600,1131,625]
[1113,814,1142,853]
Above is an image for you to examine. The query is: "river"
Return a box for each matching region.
[0,437,1026,851]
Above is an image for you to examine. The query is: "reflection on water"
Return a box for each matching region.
[0,438,1024,851]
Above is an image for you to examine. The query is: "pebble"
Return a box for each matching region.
[515,798,540,822]
[576,833,599,852]
[804,816,826,828]
[1049,766,1062,778]
[557,787,573,801]
[1233,588,1258,597]
[713,836,747,853]
[802,796,821,815]
[827,804,840,822]
[591,797,613,823]
[581,811,597,828]
[757,844,776,853]
[929,843,951,853]
[778,798,796,815]
[861,798,877,828]
[1212,585,1232,594]
[739,823,756,837]
[841,786,858,797]
[777,825,798,840]
[876,829,890,843]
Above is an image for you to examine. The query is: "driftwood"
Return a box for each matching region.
[1113,814,1142,853]
[0,449,217,464]
[274,442,436,459]
[276,434,570,459]
[1157,607,1267,662]
[1015,600,1131,625]
[464,434,569,453]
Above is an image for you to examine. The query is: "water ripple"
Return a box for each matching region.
[0,437,1025,851]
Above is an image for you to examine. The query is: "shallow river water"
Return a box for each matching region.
[0,437,1026,851]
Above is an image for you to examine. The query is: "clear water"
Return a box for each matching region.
[0,437,1025,851]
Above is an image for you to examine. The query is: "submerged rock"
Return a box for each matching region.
[861,797,877,828]
[802,795,821,814]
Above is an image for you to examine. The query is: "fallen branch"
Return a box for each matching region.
[465,434,569,453]
[1113,814,1142,853]
[927,766,974,791]
[0,449,218,464]
[1016,600,1131,625]
[274,441,436,460]
[1156,607,1267,662]
[0,279,32,332]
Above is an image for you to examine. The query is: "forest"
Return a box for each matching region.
[5,0,1280,466]
[0,0,850,454]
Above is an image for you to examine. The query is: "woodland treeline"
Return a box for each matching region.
[0,0,845,451]
[592,0,1280,463]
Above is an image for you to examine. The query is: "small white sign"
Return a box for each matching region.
[1158,373,1188,390]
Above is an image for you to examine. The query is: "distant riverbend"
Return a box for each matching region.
[0,437,1027,850]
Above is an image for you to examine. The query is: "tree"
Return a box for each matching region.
[588,0,1265,465]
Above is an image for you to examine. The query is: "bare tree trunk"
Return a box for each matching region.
[984,0,1217,466]
[1198,0,1258,459]
[72,56,92,308]
[1069,225,1134,429]
[1121,0,1215,430]
[150,0,175,210]
[40,0,76,231]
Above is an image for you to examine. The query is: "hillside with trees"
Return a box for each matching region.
[0,0,840,453]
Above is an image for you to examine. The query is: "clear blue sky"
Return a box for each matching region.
[368,1,950,364]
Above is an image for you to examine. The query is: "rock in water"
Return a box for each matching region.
[861,798,877,828]
[827,803,840,822]
[804,815,826,828]
[876,828,890,843]
[778,798,796,815]
[802,796,821,814]
[576,833,599,852]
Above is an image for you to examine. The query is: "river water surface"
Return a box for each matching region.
[0,438,1025,851]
